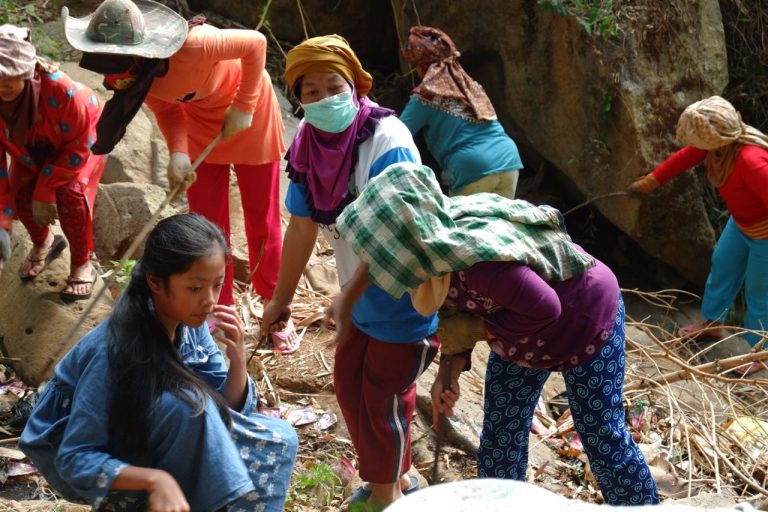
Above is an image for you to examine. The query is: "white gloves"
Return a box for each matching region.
[221,106,253,140]
[167,152,196,192]
[0,228,10,268]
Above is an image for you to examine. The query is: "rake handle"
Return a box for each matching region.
[42,134,223,377]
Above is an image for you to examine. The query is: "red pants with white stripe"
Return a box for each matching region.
[15,179,92,268]
[334,325,439,483]
[186,161,282,306]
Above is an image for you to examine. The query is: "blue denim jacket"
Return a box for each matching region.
[20,319,258,509]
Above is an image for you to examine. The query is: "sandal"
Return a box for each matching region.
[342,475,420,511]
[725,361,768,378]
[272,317,303,355]
[677,323,729,341]
[18,235,67,281]
[61,268,97,302]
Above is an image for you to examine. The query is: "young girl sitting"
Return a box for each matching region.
[20,213,298,512]
[327,163,659,506]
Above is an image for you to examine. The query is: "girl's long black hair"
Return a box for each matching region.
[107,213,232,455]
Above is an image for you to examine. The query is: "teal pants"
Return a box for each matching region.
[702,217,768,345]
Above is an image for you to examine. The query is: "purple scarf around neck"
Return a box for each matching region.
[288,94,394,224]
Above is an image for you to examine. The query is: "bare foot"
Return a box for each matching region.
[727,361,768,377]
[20,231,54,278]
[678,322,729,340]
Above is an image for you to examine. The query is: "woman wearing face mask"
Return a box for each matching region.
[0,24,106,300]
[62,0,285,311]
[262,35,438,509]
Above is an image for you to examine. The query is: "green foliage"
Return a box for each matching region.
[349,500,381,512]
[537,0,620,39]
[110,259,137,292]
[285,462,342,510]
[256,0,274,30]
[0,1,63,60]
[600,91,613,119]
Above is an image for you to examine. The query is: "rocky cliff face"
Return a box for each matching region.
[390,1,728,284]
[189,0,729,284]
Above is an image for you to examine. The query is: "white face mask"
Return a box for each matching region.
[301,91,359,133]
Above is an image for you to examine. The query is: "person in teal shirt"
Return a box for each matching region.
[401,25,523,198]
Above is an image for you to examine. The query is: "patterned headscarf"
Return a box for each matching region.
[0,25,56,145]
[402,26,496,123]
[0,24,37,79]
[284,34,372,97]
[336,163,594,301]
[676,96,768,187]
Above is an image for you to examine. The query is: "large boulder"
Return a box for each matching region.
[0,223,112,387]
[387,1,728,284]
[194,1,728,284]
[92,182,176,261]
[186,0,400,69]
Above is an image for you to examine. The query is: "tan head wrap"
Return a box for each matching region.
[676,96,768,186]
[408,274,451,316]
[0,25,37,79]
[284,34,372,97]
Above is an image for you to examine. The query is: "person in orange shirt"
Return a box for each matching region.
[62,0,286,311]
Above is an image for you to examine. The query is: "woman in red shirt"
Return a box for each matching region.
[0,25,106,301]
[630,96,768,352]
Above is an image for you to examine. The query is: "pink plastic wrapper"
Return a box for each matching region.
[258,407,282,418]
[206,313,225,339]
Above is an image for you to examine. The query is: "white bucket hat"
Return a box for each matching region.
[61,0,187,59]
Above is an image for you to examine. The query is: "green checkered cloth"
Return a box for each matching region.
[336,163,595,300]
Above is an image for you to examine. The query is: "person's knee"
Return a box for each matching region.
[151,391,211,438]
[55,181,86,211]
[272,419,299,461]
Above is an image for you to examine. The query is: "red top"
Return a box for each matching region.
[651,145,768,231]
[0,69,105,231]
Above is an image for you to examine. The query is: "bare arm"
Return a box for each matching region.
[262,215,318,330]
[324,262,372,343]
[112,467,189,511]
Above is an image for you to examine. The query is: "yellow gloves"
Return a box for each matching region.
[628,173,661,194]
[32,201,58,226]
[437,311,487,355]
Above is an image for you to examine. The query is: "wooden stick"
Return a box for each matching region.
[563,191,630,216]
[624,348,768,392]
[42,135,222,379]
[431,355,453,483]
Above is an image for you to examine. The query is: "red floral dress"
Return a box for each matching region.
[0,68,105,231]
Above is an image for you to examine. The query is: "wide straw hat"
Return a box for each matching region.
[61,0,187,59]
